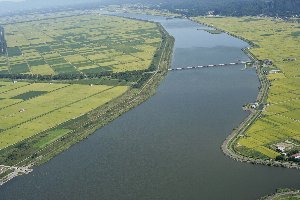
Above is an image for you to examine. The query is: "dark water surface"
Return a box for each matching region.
[1,14,299,200]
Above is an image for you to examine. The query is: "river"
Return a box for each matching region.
[1,13,299,200]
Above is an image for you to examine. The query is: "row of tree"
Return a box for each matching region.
[0,70,146,82]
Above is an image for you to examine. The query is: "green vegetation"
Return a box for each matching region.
[0,11,162,75]
[260,189,300,200]
[0,10,174,178]
[154,0,300,17]
[204,29,223,34]
[108,6,182,18]
[193,17,300,161]
[0,81,128,150]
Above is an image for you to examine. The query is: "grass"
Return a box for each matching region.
[33,129,72,149]
[260,189,300,200]
[0,12,162,75]
[107,6,181,18]
[205,29,223,34]
[193,16,300,160]
[0,81,128,150]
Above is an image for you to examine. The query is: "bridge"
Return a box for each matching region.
[168,61,251,71]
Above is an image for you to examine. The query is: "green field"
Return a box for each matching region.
[0,12,162,75]
[194,17,300,160]
[0,81,128,150]
[0,10,171,171]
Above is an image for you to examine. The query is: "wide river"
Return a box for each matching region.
[1,13,300,200]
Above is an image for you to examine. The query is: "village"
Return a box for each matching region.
[272,140,300,162]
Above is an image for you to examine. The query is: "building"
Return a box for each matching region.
[292,153,300,160]
[250,102,259,109]
[274,142,294,153]
[269,70,281,74]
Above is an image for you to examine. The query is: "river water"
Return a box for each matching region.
[1,14,299,200]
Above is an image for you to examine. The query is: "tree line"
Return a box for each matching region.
[156,0,300,17]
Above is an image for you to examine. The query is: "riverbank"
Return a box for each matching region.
[192,16,300,169]
[0,21,175,185]
[260,189,300,200]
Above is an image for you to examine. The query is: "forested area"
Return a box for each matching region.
[0,0,299,17]
[104,0,300,17]
[158,0,300,17]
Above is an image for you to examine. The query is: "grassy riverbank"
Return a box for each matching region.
[0,10,175,184]
[260,189,300,200]
[193,16,300,167]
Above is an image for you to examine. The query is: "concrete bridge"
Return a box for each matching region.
[168,61,251,71]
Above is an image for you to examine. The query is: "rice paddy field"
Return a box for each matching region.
[0,11,165,167]
[0,11,162,75]
[194,17,300,159]
[0,80,128,150]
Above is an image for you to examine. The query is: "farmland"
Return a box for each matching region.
[194,17,300,161]
[108,6,182,18]
[0,9,175,183]
[0,12,162,75]
[0,81,128,150]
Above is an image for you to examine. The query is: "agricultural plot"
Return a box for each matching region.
[0,81,128,150]
[110,6,181,18]
[194,17,300,159]
[0,9,172,174]
[0,12,162,75]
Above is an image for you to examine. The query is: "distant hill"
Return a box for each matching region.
[148,0,300,17]
[0,0,299,17]
[102,0,300,17]
[0,0,100,16]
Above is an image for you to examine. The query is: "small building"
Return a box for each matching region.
[250,102,259,109]
[269,70,281,74]
[292,153,300,160]
[207,11,215,16]
[277,146,285,152]
[274,142,294,153]
[19,108,25,113]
